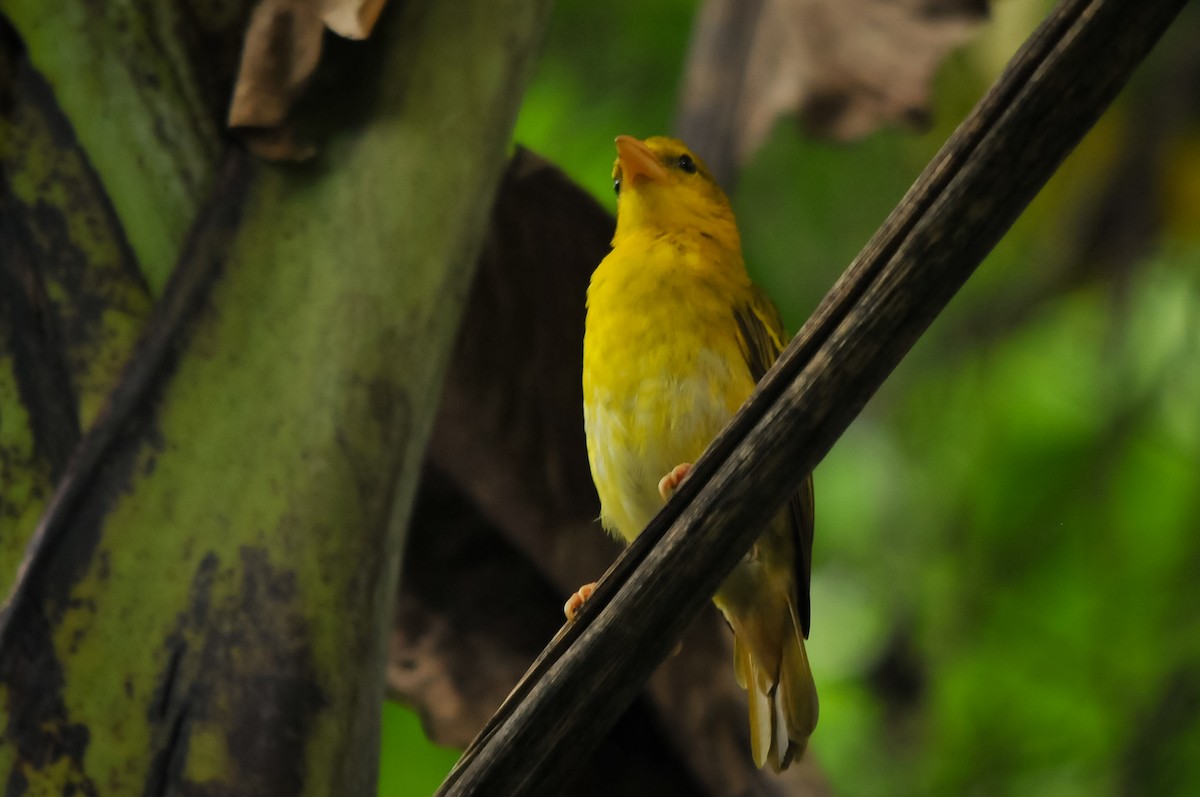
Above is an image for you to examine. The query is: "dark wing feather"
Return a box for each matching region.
[733,288,815,637]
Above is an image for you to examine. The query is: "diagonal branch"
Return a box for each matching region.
[436,0,1189,794]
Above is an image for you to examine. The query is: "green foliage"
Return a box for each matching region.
[379,703,461,797]
[882,258,1200,796]
[513,0,698,207]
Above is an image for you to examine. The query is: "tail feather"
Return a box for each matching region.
[736,636,776,768]
[727,592,819,772]
[734,634,750,690]
[772,668,791,767]
[781,598,819,746]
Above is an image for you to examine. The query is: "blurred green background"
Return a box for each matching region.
[381,0,1200,793]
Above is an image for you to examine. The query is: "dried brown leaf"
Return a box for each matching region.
[389,467,564,745]
[228,0,390,160]
[428,147,618,593]
[678,0,988,184]
[229,0,324,129]
[321,0,388,39]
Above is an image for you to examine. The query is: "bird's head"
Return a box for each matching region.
[611,135,738,248]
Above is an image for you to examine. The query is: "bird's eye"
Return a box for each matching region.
[677,154,697,174]
[613,177,621,195]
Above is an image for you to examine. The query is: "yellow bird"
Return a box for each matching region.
[573,135,818,770]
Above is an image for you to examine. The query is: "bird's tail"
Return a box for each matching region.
[728,588,819,771]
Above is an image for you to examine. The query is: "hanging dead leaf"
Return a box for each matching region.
[390,467,565,746]
[228,0,391,160]
[321,0,389,39]
[677,0,989,185]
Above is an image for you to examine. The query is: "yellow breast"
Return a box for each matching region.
[582,231,756,542]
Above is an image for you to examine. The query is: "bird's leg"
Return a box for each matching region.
[658,462,693,501]
[563,582,598,622]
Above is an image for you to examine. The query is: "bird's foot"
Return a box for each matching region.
[657,462,693,501]
[564,582,598,622]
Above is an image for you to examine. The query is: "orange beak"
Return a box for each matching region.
[615,135,667,186]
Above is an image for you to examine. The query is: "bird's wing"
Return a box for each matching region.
[733,287,815,638]
[732,286,787,383]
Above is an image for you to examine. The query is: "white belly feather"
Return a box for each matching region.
[585,348,744,543]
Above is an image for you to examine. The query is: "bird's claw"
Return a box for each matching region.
[564,582,598,622]
[658,462,693,501]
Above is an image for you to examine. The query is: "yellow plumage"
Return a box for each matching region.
[581,135,819,770]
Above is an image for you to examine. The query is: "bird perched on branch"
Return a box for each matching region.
[570,135,818,770]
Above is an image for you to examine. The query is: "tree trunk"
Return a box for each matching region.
[0,0,552,794]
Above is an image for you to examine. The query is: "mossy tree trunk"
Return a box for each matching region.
[0,0,553,794]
